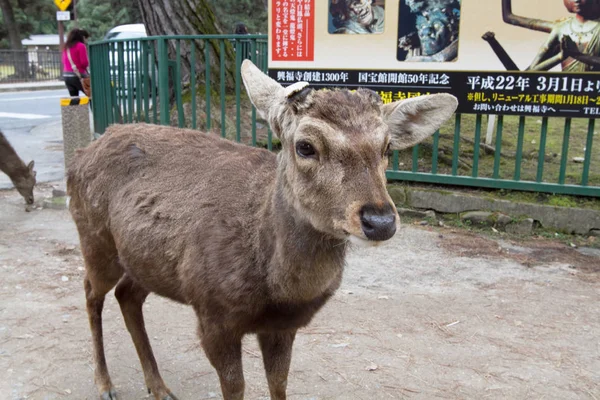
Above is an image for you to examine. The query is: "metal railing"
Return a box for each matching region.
[387,114,598,196]
[89,35,598,198]
[89,35,268,139]
[0,50,62,83]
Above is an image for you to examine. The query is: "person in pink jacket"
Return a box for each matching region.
[62,28,90,96]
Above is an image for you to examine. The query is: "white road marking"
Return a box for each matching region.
[0,112,51,120]
[0,94,65,102]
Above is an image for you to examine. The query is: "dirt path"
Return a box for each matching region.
[1,184,599,400]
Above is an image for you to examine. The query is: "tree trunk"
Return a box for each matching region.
[137,0,236,92]
[0,0,29,78]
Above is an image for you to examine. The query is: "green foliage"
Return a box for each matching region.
[0,0,56,48]
[547,196,578,208]
[207,0,267,34]
[1,0,266,49]
[70,0,141,41]
[0,0,141,48]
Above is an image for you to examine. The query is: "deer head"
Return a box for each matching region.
[241,60,457,245]
[15,160,36,205]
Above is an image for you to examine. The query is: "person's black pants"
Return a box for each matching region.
[64,75,91,108]
[64,75,84,97]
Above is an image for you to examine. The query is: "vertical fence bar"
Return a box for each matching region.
[142,41,150,123]
[123,43,128,122]
[250,39,257,147]
[135,41,142,122]
[392,150,399,171]
[452,114,461,176]
[128,42,134,123]
[91,45,102,132]
[581,118,595,186]
[190,41,197,129]
[264,39,272,149]
[118,42,127,123]
[558,118,571,185]
[235,39,242,142]
[536,117,548,182]
[151,40,157,124]
[431,130,440,174]
[157,38,170,125]
[220,40,226,138]
[493,115,504,179]
[412,145,419,172]
[102,44,110,127]
[98,45,108,131]
[176,40,185,128]
[472,114,482,177]
[105,43,116,126]
[267,128,273,151]
[104,43,123,124]
[513,116,526,181]
[204,40,211,130]
[89,46,101,133]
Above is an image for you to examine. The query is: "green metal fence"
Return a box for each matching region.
[90,35,268,135]
[89,34,598,198]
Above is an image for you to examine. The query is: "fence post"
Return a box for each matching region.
[157,37,170,125]
[61,97,91,169]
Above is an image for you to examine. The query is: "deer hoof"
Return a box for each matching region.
[100,388,118,400]
[147,387,179,400]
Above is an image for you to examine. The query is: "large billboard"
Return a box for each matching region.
[269,0,600,117]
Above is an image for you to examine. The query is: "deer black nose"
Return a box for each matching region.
[360,203,397,241]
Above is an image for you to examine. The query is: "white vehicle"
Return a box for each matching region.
[104,24,147,41]
[105,24,154,98]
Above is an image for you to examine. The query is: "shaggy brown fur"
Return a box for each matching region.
[0,131,36,204]
[67,60,457,400]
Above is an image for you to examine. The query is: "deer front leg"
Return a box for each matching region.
[200,323,245,400]
[258,330,297,400]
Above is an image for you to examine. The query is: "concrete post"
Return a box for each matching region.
[61,97,91,169]
[485,115,496,145]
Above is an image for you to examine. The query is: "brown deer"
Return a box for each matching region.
[67,60,457,400]
[0,130,36,204]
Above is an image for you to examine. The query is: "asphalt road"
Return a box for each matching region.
[0,88,76,188]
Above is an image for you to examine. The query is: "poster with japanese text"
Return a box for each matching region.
[268,0,600,117]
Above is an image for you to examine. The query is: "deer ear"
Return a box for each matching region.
[241,60,286,120]
[27,160,35,172]
[382,93,458,150]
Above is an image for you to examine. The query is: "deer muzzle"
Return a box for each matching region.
[359,203,397,241]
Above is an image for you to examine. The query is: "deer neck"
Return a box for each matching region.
[0,142,28,180]
[260,167,347,303]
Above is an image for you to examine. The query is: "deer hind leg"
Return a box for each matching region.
[114,275,177,400]
[199,319,245,400]
[82,244,123,400]
[258,330,297,400]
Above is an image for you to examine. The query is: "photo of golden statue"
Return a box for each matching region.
[484,0,600,71]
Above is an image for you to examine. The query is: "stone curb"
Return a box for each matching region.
[0,82,65,93]
[388,186,600,236]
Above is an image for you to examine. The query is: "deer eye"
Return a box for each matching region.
[296,141,317,159]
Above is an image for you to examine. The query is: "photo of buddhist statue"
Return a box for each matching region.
[397,0,461,62]
[483,0,600,71]
[329,0,386,34]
